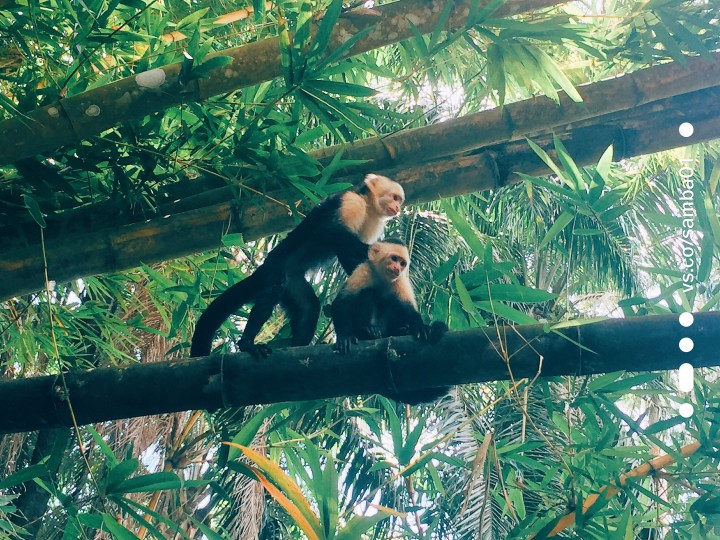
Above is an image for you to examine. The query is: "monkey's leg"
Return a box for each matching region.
[281,276,321,346]
[238,278,285,358]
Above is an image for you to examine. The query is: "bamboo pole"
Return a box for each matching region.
[0,312,717,434]
[0,0,563,166]
[544,441,703,537]
[1,85,718,301]
[312,52,720,175]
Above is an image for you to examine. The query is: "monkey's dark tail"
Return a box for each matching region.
[190,268,265,357]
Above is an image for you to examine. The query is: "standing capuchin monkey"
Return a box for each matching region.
[191,174,405,359]
[331,239,450,404]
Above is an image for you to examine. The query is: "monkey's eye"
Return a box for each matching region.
[400,261,407,267]
[393,194,402,202]
[390,256,399,262]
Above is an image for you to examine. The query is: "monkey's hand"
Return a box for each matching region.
[408,318,428,341]
[364,325,383,340]
[427,321,448,344]
[334,335,358,355]
[238,338,273,359]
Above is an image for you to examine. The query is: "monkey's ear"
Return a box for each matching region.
[369,244,382,259]
[364,173,379,190]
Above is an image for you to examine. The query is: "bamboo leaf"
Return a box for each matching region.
[647,15,687,64]
[336,508,395,540]
[295,1,314,52]
[114,498,173,540]
[433,251,460,284]
[471,283,556,303]
[228,403,288,460]
[572,228,603,236]
[254,467,321,540]
[252,0,267,22]
[0,464,48,489]
[225,443,322,537]
[105,459,140,491]
[658,11,714,60]
[552,134,586,190]
[120,496,195,540]
[469,0,507,26]
[525,138,572,187]
[441,200,486,258]
[455,273,479,318]
[475,300,537,324]
[192,55,234,79]
[527,47,583,102]
[320,457,339,538]
[23,194,46,228]
[176,7,210,31]
[305,79,377,97]
[112,472,182,494]
[538,210,574,249]
[308,0,343,60]
[101,514,137,540]
[486,43,506,105]
[313,25,376,71]
[399,415,427,466]
[428,0,455,51]
[302,87,375,134]
[278,17,294,86]
[87,426,119,467]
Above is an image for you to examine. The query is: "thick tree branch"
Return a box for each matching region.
[0,313,717,434]
[1,85,718,301]
[0,0,562,166]
[312,52,720,174]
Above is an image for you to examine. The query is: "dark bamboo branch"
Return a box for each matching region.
[0,0,563,166]
[312,52,720,175]
[10,428,71,535]
[1,85,718,301]
[0,313,717,434]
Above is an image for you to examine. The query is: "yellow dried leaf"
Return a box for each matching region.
[161,31,187,44]
[214,9,249,24]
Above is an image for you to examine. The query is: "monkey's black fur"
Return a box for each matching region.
[331,241,450,404]
[191,192,372,359]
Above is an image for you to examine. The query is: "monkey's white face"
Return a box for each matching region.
[369,242,409,282]
[379,189,404,217]
[384,252,408,280]
[364,174,405,218]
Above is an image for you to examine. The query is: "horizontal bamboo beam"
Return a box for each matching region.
[312,52,720,174]
[0,312,716,434]
[1,85,718,301]
[0,0,562,166]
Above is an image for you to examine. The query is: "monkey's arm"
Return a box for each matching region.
[383,299,427,340]
[331,288,376,354]
[335,237,374,276]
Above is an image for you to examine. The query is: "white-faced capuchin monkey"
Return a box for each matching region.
[191,174,405,359]
[331,239,450,404]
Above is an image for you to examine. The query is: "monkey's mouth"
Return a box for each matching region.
[386,207,400,217]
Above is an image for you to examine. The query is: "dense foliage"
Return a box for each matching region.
[1,0,719,538]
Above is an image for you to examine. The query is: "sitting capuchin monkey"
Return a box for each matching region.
[191,174,405,359]
[331,239,450,404]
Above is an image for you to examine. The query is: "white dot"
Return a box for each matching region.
[679,312,694,327]
[679,122,694,138]
[679,338,694,352]
[679,403,694,418]
[678,362,694,392]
